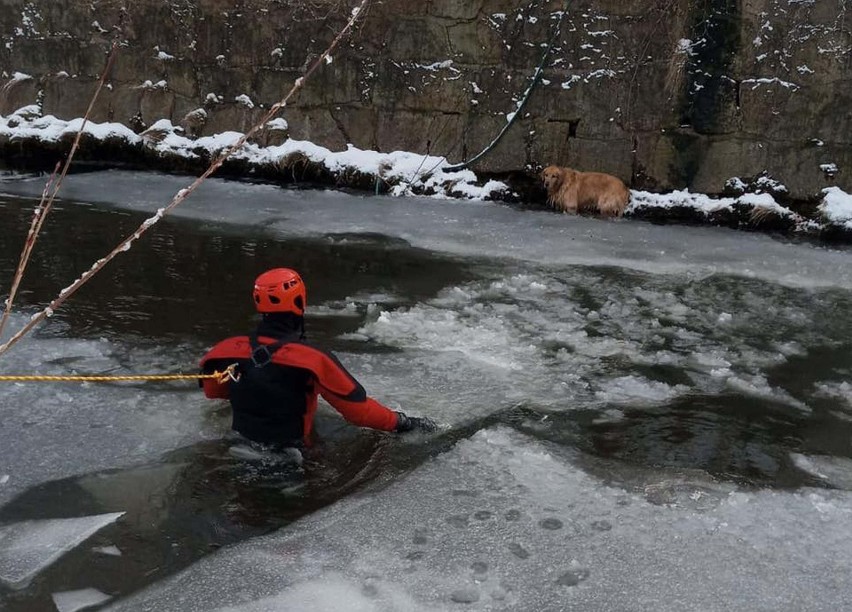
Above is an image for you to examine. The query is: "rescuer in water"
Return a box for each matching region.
[199,268,437,448]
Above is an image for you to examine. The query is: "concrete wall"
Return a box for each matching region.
[0,0,849,199]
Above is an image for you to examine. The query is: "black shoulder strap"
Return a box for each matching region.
[248,334,289,368]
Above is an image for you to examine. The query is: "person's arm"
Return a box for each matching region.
[198,337,251,400]
[319,387,399,431]
[310,348,399,431]
[202,378,230,399]
[281,343,434,432]
[198,358,231,399]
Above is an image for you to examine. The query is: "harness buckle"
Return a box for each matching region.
[250,344,274,367]
[222,363,241,382]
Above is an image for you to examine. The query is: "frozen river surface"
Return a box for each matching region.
[0,170,851,611]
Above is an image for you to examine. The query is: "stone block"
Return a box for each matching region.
[0,75,38,116]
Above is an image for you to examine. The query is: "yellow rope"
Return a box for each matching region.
[0,364,238,384]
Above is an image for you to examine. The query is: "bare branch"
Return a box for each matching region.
[0,39,119,339]
[0,0,372,358]
[0,162,60,338]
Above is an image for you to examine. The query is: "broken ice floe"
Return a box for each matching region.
[0,512,124,589]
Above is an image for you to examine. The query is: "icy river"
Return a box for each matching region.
[0,170,851,611]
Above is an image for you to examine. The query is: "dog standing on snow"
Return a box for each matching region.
[541,165,630,217]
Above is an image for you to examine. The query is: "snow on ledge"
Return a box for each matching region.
[0,111,508,202]
[0,108,850,227]
[629,189,737,215]
[819,187,852,229]
[0,113,139,144]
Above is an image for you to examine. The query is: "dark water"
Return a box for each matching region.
[1,192,851,610]
[0,194,475,347]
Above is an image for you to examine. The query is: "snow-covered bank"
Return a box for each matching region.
[0,108,508,201]
[2,108,851,240]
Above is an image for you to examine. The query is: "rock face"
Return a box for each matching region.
[0,0,848,199]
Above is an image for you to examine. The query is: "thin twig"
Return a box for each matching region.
[0,0,372,359]
[0,162,60,338]
[0,40,119,339]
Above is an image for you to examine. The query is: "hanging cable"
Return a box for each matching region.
[444,3,569,172]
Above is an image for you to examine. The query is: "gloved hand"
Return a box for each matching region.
[395,411,438,433]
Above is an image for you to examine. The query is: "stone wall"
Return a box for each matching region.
[0,0,849,199]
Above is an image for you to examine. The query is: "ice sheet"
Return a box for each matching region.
[2,170,852,290]
[0,312,223,505]
[2,173,850,487]
[341,269,851,426]
[52,588,112,612]
[791,453,852,490]
[0,512,124,589]
[0,168,849,611]
[105,428,852,611]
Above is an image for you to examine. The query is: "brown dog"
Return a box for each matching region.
[541,165,630,217]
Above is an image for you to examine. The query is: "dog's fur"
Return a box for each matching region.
[541,165,630,217]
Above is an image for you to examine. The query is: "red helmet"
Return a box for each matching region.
[253,268,306,315]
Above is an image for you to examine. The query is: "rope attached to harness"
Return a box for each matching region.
[0,363,239,384]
